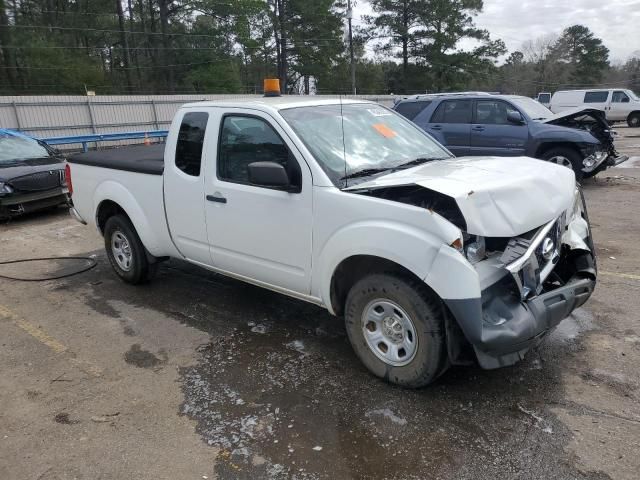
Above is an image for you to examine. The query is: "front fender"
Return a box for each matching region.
[528,125,600,156]
[93,180,161,255]
[315,220,461,313]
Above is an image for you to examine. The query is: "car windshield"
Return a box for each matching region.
[627,90,639,101]
[0,133,51,163]
[280,103,451,187]
[509,97,554,120]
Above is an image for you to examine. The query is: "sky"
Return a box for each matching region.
[353,0,640,64]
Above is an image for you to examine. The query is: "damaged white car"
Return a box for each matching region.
[67,98,596,387]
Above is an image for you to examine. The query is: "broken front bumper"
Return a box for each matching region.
[443,188,596,369]
[447,274,595,369]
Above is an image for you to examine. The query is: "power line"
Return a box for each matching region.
[27,7,346,19]
[0,59,222,70]
[0,24,346,43]
[0,44,257,51]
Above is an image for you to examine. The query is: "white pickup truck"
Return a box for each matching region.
[68,97,597,387]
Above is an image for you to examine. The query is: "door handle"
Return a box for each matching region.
[430,125,442,130]
[206,194,227,204]
[472,125,485,131]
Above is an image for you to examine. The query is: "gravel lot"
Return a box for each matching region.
[1,127,639,480]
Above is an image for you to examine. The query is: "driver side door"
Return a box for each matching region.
[470,99,528,156]
[204,110,313,295]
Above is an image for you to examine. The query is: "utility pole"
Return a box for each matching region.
[347,0,356,95]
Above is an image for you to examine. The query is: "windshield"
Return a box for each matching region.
[509,97,553,120]
[0,133,51,163]
[627,90,639,101]
[280,103,451,187]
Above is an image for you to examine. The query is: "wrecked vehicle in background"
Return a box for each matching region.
[66,96,597,387]
[393,93,628,180]
[0,129,70,220]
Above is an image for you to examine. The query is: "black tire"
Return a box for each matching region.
[344,273,448,388]
[628,112,640,128]
[104,214,157,284]
[540,147,584,181]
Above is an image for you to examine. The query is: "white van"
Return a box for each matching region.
[549,89,640,127]
[536,92,551,108]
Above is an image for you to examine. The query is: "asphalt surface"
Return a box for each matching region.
[1,127,639,479]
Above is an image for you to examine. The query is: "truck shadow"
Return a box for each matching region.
[61,252,605,480]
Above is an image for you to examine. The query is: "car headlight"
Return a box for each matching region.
[0,181,14,196]
[583,150,607,169]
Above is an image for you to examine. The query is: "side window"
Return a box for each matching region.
[218,115,301,188]
[612,91,630,103]
[430,100,472,123]
[475,100,520,125]
[538,93,551,103]
[175,112,208,176]
[584,91,609,103]
[395,101,432,120]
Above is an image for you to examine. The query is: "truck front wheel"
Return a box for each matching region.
[104,214,157,284]
[344,273,448,388]
[628,112,640,128]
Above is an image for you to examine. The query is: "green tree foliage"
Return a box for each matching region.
[0,2,632,96]
[363,0,425,91]
[364,0,505,93]
[551,25,610,85]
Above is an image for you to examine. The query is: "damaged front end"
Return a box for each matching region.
[542,108,628,174]
[446,187,597,369]
[345,155,596,369]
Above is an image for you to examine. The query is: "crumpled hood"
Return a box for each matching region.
[345,156,576,237]
[540,107,605,124]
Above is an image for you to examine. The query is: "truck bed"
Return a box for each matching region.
[68,144,164,175]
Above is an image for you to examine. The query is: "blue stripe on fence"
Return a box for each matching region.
[41,130,169,152]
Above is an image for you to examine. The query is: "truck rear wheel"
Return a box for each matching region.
[541,147,584,181]
[344,273,448,388]
[104,214,157,284]
[628,112,640,128]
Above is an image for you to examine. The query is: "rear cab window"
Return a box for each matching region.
[395,101,432,120]
[175,112,209,176]
[430,100,472,123]
[584,91,609,103]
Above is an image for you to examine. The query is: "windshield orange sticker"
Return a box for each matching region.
[372,123,397,138]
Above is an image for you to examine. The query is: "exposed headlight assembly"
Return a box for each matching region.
[583,150,608,169]
[0,181,14,196]
[465,236,486,264]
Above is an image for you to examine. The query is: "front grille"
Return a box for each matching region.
[9,170,64,192]
[502,217,562,299]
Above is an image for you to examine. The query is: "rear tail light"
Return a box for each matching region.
[64,163,73,195]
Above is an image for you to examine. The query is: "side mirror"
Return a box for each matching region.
[247,161,291,190]
[507,110,525,124]
[622,97,630,103]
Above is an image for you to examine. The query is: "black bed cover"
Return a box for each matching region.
[68,144,165,175]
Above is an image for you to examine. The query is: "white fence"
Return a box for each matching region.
[0,94,396,146]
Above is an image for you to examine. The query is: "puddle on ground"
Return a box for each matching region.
[124,343,167,369]
[549,308,595,343]
[180,315,603,480]
[61,256,607,479]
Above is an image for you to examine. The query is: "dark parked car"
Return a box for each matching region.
[393,93,628,179]
[0,129,70,220]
